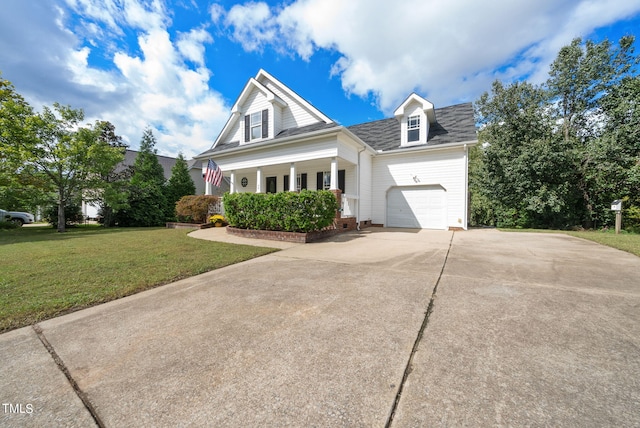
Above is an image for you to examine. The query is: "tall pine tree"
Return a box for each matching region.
[165,153,195,220]
[118,128,168,226]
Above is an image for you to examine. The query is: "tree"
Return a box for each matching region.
[473,36,639,230]
[587,74,640,229]
[0,74,44,211]
[83,121,130,227]
[475,81,581,228]
[2,95,125,232]
[165,153,195,219]
[547,36,638,225]
[117,128,168,226]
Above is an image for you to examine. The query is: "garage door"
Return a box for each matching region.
[387,186,447,229]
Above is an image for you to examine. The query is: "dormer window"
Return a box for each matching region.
[244,109,269,142]
[408,115,420,142]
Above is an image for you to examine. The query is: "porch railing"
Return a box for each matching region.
[341,194,358,218]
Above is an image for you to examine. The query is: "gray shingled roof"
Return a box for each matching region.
[115,149,178,180]
[205,122,338,155]
[274,121,338,139]
[348,102,476,151]
[202,102,476,156]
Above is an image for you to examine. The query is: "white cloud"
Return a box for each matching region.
[1,0,229,158]
[177,28,213,66]
[209,3,225,24]
[225,2,278,52]
[223,0,640,112]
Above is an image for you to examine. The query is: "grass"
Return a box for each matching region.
[499,228,640,257]
[0,225,278,332]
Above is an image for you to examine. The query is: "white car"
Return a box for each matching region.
[0,208,35,226]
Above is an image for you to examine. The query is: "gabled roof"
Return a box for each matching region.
[348,102,476,152]
[208,69,334,152]
[394,93,436,123]
[230,77,286,115]
[255,69,333,124]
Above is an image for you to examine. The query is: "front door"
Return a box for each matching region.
[266,176,277,193]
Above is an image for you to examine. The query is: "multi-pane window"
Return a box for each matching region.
[322,171,331,190]
[408,115,420,142]
[250,112,262,140]
[296,173,303,191]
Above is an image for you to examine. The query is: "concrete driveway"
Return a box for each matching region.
[1,228,639,427]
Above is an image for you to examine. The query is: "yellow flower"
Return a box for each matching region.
[209,214,226,224]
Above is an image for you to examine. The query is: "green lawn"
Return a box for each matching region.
[0,225,277,332]
[499,228,640,257]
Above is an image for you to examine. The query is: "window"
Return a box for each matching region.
[266,176,277,193]
[284,173,307,191]
[250,112,262,140]
[408,115,420,142]
[244,109,268,142]
[296,173,304,191]
[316,170,345,193]
[322,171,331,190]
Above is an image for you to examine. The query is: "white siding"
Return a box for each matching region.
[274,104,283,136]
[217,139,339,171]
[400,101,429,147]
[230,162,356,196]
[371,147,467,229]
[240,90,272,144]
[226,117,241,145]
[359,152,373,221]
[262,80,323,130]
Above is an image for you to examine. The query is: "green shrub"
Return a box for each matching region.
[175,195,220,223]
[45,203,84,228]
[223,190,338,233]
[0,220,19,229]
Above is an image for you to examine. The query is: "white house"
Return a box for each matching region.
[194,70,477,230]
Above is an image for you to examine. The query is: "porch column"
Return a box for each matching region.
[229,171,236,194]
[330,157,338,190]
[289,163,296,191]
[205,181,212,195]
[256,167,263,193]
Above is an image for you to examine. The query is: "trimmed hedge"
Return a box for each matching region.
[223,190,338,232]
[175,195,220,223]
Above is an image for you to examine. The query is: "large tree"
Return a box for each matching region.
[2,78,126,231]
[0,74,44,211]
[547,36,638,225]
[83,121,130,227]
[473,36,640,230]
[475,81,581,228]
[28,104,125,231]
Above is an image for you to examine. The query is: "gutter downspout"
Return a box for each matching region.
[356,146,366,231]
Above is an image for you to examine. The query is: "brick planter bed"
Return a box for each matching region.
[166,222,216,230]
[226,226,341,243]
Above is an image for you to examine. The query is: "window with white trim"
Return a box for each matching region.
[322,171,331,190]
[296,173,303,191]
[407,115,420,142]
[250,112,262,140]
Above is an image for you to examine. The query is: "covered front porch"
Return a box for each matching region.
[202,130,372,221]
[206,156,359,219]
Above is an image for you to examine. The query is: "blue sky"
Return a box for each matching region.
[1,0,640,158]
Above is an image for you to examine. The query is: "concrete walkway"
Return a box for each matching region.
[1,228,639,427]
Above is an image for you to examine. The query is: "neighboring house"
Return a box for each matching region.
[194,69,477,230]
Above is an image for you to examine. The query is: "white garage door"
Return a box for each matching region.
[387,186,447,229]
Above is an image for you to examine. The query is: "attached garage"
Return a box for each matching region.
[386,185,447,229]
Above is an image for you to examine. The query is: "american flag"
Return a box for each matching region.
[203,159,223,187]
